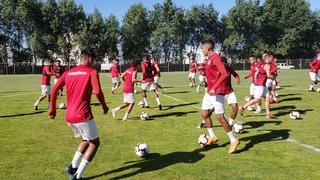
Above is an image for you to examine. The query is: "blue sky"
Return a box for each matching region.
[74,0,320,21]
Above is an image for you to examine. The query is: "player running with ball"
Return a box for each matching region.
[200,40,239,154]
[48,48,109,180]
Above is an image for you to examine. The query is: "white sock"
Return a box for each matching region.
[123,112,129,119]
[202,119,205,124]
[155,97,161,105]
[114,106,120,112]
[228,118,234,126]
[114,84,119,90]
[256,105,261,111]
[196,85,200,93]
[76,159,89,179]
[227,131,237,143]
[34,100,40,106]
[71,151,82,168]
[143,97,149,106]
[111,87,114,91]
[207,128,216,138]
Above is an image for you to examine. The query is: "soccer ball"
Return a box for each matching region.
[198,134,209,147]
[275,92,279,97]
[233,123,244,134]
[244,96,251,102]
[289,111,300,119]
[134,89,138,94]
[58,103,66,109]
[135,142,150,157]
[316,88,320,93]
[140,112,149,120]
[247,105,255,111]
[138,101,144,108]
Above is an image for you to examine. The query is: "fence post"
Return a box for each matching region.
[299,59,302,69]
[243,60,245,70]
[13,63,16,74]
[5,64,8,75]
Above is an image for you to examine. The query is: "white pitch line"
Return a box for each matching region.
[162,93,320,153]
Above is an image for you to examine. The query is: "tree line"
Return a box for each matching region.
[0,0,319,65]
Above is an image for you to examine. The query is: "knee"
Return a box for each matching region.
[201,110,209,119]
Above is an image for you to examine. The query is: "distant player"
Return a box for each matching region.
[200,40,239,154]
[141,55,162,110]
[196,59,207,93]
[112,59,142,120]
[309,52,320,92]
[188,58,197,87]
[48,48,109,180]
[33,58,54,110]
[53,59,65,96]
[110,59,121,94]
[151,57,166,93]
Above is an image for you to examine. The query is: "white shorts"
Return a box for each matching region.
[198,75,207,82]
[41,85,51,96]
[123,93,135,104]
[154,76,160,83]
[141,82,156,91]
[225,92,237,105]
[201,93,225,114]
[112,77,121,84]
[254,86,267,99]
[309,72,319,82]
[249,83,255,96]
[188,72,195,79]
[266,79,276,88]
[67,120,99,141]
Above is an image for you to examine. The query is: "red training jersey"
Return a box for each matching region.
[270,60,278,77]
[141,61,154,82]
[110,63,119,78]
[123,67,136,93]
[152,61,161,77]
[189,61,197,73]
[53,65,65,79]
[41,65,54,85]
[216,66,239,95]
[255,64,267,86]
[199,62,206,76]
[310,60,320,73]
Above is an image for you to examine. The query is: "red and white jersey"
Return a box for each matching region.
[199,62,206,76]
[249,62,261,83]
[63,65,101,123]
[189,61,197,73]
[255,64,267,86]
[216,66,238,95]
[123,67,136,93]
[152,61,161,77]
[41,65,53,85]
[310,60,320,73]
[53,65,65,79]
[141,61,154,82]
[270,60,278,77]
[110,63,119,77]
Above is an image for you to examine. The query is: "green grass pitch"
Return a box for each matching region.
[0,70,320,179]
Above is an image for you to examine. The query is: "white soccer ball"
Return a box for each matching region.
[244,96,251,102]
[138,101,144,108]
[198,134,209,147]
[140,112,149,120]
[134,89,138,94]
[233,123,244,134]
[317,88,320,93]
[275,92,279,97]
[289,111,300,119]
[135,142,150,157]
[58,103,66,109]
[247,105,255,111]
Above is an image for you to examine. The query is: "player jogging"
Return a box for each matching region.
[151,57,166,93]
[196,59,207,93]
[188,58,197,87]
[200,40,239,154]
[110,59,121,94]
[141,55,162,110]
[33,58,54,110]
[53,59,65,96]
[111,59,142,121]
[309,52,320,92]
[48,48,109,180]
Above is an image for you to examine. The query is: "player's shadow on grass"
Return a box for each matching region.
[0,90,29,94]
[278,97,302,103]
[164,91,191,95]
[237,129,291,153]
[243,120,282,129]
[0,111,45,118]
[150,110,198,118]
[83,146,216,180]
[277,93,301,98]
[270,105,296,111]
[163,102,198,110]
[273,108,313,117]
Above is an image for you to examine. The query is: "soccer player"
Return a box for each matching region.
[48,48,109,180]
[110,59,121,94]
[33,58,55,110]
[200,40,239,154]
[53,59,65,96]
[141,55,162,110]
[196,59,207,93]
[267,54,279,103]
[309,52,320,92]
[111,59,142,121]
[151,57,166,93]
[243,56,262,113]
[188,58,197,87]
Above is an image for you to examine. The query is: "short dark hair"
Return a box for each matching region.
[202,40,214,50]
[114,58,119,62]
[130,59,140,67]
[80,48,96,59]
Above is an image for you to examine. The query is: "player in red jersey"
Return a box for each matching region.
[110,59,121,94]
[200,40,239,154]
[140,55,162,110]
[196,59,207,93]
[309,52,320,92]
[188,58,197,87]
[53,59,65,96]
[111,59,142,121]
[266,54,279,103]
[48,48,109,180]
[151,57,166,93]
[33,58,55,110]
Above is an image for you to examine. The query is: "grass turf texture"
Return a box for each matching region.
[0,70,320,179]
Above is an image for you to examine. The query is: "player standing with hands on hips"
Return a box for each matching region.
[48,48,109,180]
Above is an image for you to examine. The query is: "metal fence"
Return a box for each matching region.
[0,59,314,75]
